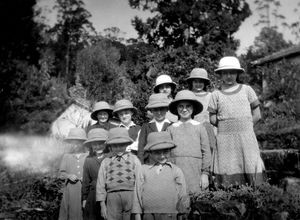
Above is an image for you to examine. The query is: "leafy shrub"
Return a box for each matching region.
[0,169,63,220]
[191,183,300,220]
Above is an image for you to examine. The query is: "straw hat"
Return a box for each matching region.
[106,127,134,145]
[113,99,137,116]
[169,90,203,116]
[64,128,87,142]
[186,68,210,84]
[145,93,170,110]
[84,128,108,145]
[91,101,113,121]
[144,132,175,151]
[214,56,245,74]
[153,74,177,93]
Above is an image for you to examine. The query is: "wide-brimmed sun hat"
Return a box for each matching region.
[91,101,113,121]
[214,56,245,74]
[153,74,177,93]
[84,128,108,145]
[113,99,137,116]
[169,90,203,116]
[106,127,134,145]
[186,68,211,85]
[145,93,170,110]
[64,128,87,143]
[144,132,176,151]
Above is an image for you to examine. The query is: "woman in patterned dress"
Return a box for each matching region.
[208,56,265,187]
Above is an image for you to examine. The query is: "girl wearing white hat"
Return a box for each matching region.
[208,56,264,187]
[153,74,178,122]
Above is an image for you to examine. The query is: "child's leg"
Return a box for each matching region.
[107,192,123,220]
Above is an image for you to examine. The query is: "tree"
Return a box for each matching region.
[48,0,96,84]
[0,0,42,130]
[129,0,251,53]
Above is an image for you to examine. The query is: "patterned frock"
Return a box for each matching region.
[59,153,88,220]
[208,84,265,186]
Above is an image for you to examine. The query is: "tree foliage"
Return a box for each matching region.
[129,0,251,53]
[48,0,96,84]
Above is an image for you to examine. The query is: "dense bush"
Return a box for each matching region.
[0,170,63,220]
[191,183,300,220]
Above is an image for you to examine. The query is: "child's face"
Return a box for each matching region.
[150,149,170,164]
[117,109,133,126]
[221,70,238,86]
[192,79,205,92]
[158,84,172,96]
[109,143,128,154]
[177,101,193,121]
[67,140,85,153]
[90,141,105,154]
[97,111,109,123]
[150,107,168,122]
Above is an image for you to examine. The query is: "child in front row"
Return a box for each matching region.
[138,93,172,163]
[96,127,142,220]
[132,132,190,220]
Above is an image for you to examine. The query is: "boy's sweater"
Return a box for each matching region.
[96,152,142,202]
[132,162,189,214]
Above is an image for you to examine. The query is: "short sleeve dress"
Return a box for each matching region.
[208,84,264,186]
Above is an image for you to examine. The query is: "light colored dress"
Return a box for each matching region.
[167,120,211,193]
[59,152,88,220]
[208,84,264,186]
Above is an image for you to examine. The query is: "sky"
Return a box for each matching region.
[38,0,300,55]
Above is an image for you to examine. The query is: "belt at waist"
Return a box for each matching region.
[218,119,253,133]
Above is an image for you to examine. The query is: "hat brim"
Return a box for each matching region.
[106,137,134,145]
[91,109,113,121]
[153,82,177,93]
[145,103,169,110]
[214,67,245,74]
[186,77,211,84]
[169,99,203,116]
[113,107,137,116]
[64,137,86,143]
[144,142,175,151]
[84,138,107,145]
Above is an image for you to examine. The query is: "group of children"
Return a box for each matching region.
[58,56,265,220]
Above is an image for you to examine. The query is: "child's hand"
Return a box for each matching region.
[100,202,107,219]
[68,174,78,182]
[200,173,209,190]
[82,200,86,209]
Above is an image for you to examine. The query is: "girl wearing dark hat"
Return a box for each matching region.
[87,101,117,133]
[167,90,211,193]
[208,56,264,187]
[132,132,190,220]
[59,128,88,220]
[82,128,108,220]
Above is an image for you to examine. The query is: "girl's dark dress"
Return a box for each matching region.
[82,154,106,220]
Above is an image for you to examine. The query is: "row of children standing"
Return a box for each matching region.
[58,56,265,220]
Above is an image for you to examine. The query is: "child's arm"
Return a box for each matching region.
[199,125,211,190]
[252,106,261,125]
[174,166,190,213]
[209,112,218,126]
[96,158,108,207]
[132,162,144,216]
[81,159,91,209]
[100,201,107,219]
